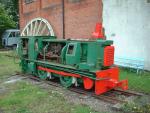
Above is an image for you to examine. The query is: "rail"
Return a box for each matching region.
[15,72,142,104]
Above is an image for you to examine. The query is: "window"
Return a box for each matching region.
[67,45,74,54]
[9,32,16,38]
[147,0,150,3]
[68,0,81,3]
[24,0,34,4]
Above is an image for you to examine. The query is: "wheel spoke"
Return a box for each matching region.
[40,24,47,35]
[26,26,29,36]
[21,18,55,37]
[22,32,25,36]
[30,23,33,36]
[60,76,73,88]
[36,20,42,36]
[33,20,38,35]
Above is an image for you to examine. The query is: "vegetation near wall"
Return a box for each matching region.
[0,0,19,48]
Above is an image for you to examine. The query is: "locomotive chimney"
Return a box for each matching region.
[92,23,105,39]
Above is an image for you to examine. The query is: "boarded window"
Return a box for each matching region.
[25,0,34,4]
[68,0,81,3]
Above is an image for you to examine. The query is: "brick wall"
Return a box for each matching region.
[19,0,102,39]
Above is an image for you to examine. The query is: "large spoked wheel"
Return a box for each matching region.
[21,17,55,36]
[37,69,47,80]
[60,76,73,88]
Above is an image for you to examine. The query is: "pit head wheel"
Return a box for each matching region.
[21,18,55,36]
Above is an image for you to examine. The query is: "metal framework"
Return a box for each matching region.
[21,18,55,36]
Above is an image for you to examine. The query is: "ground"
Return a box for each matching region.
[0,51,150,113]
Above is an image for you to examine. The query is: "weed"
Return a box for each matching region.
[121,96,150,113]
[120,69,150,94]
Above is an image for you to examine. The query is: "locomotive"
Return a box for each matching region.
[17,23,128,95]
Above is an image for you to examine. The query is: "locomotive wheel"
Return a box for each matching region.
[37,69,47,79]
[60,76,73,88]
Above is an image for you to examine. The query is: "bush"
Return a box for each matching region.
[0,3,16,47]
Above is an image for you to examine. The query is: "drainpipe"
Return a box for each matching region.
[62,0,65,39]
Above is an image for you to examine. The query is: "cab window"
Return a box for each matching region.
[9,32,16,38]
[67,45,74,54]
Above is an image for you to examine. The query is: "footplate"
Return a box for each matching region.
[95,67,128,95]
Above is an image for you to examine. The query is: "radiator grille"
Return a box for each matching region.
[103,46,114,66]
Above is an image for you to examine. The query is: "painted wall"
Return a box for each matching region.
[103,0,150,70]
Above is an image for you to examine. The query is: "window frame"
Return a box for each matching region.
[24,0,34,4]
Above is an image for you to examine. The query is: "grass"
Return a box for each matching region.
[0,51,20,79]
[120,68,150,94]
[0,51,100,113]
[0,51,150,113]
[0,81,99,113]
[1,51,149,94]
[121,95,150,113]
[121,100,150,113]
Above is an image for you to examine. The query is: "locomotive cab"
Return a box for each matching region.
[17,23,128,95]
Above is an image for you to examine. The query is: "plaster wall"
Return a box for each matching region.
[103,0,150,70]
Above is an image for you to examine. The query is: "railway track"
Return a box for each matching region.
[112,89,143,96]
[14,72,142,104]
[0,48,11,51]
[3,56,143,102]
[4,54,19,59]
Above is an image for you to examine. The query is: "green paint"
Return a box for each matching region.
[60,76,73,87]
[60,45,67,64]
[18,36,115,87]
[37,69,47,79]
[66,42,81,65]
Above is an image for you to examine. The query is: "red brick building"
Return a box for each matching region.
[19,0,102,39]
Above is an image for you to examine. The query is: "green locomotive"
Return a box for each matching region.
[17,24,128,95]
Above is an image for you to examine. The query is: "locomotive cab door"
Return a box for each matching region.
[65,43,81,66]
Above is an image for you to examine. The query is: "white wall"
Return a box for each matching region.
[103,0,150,70]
